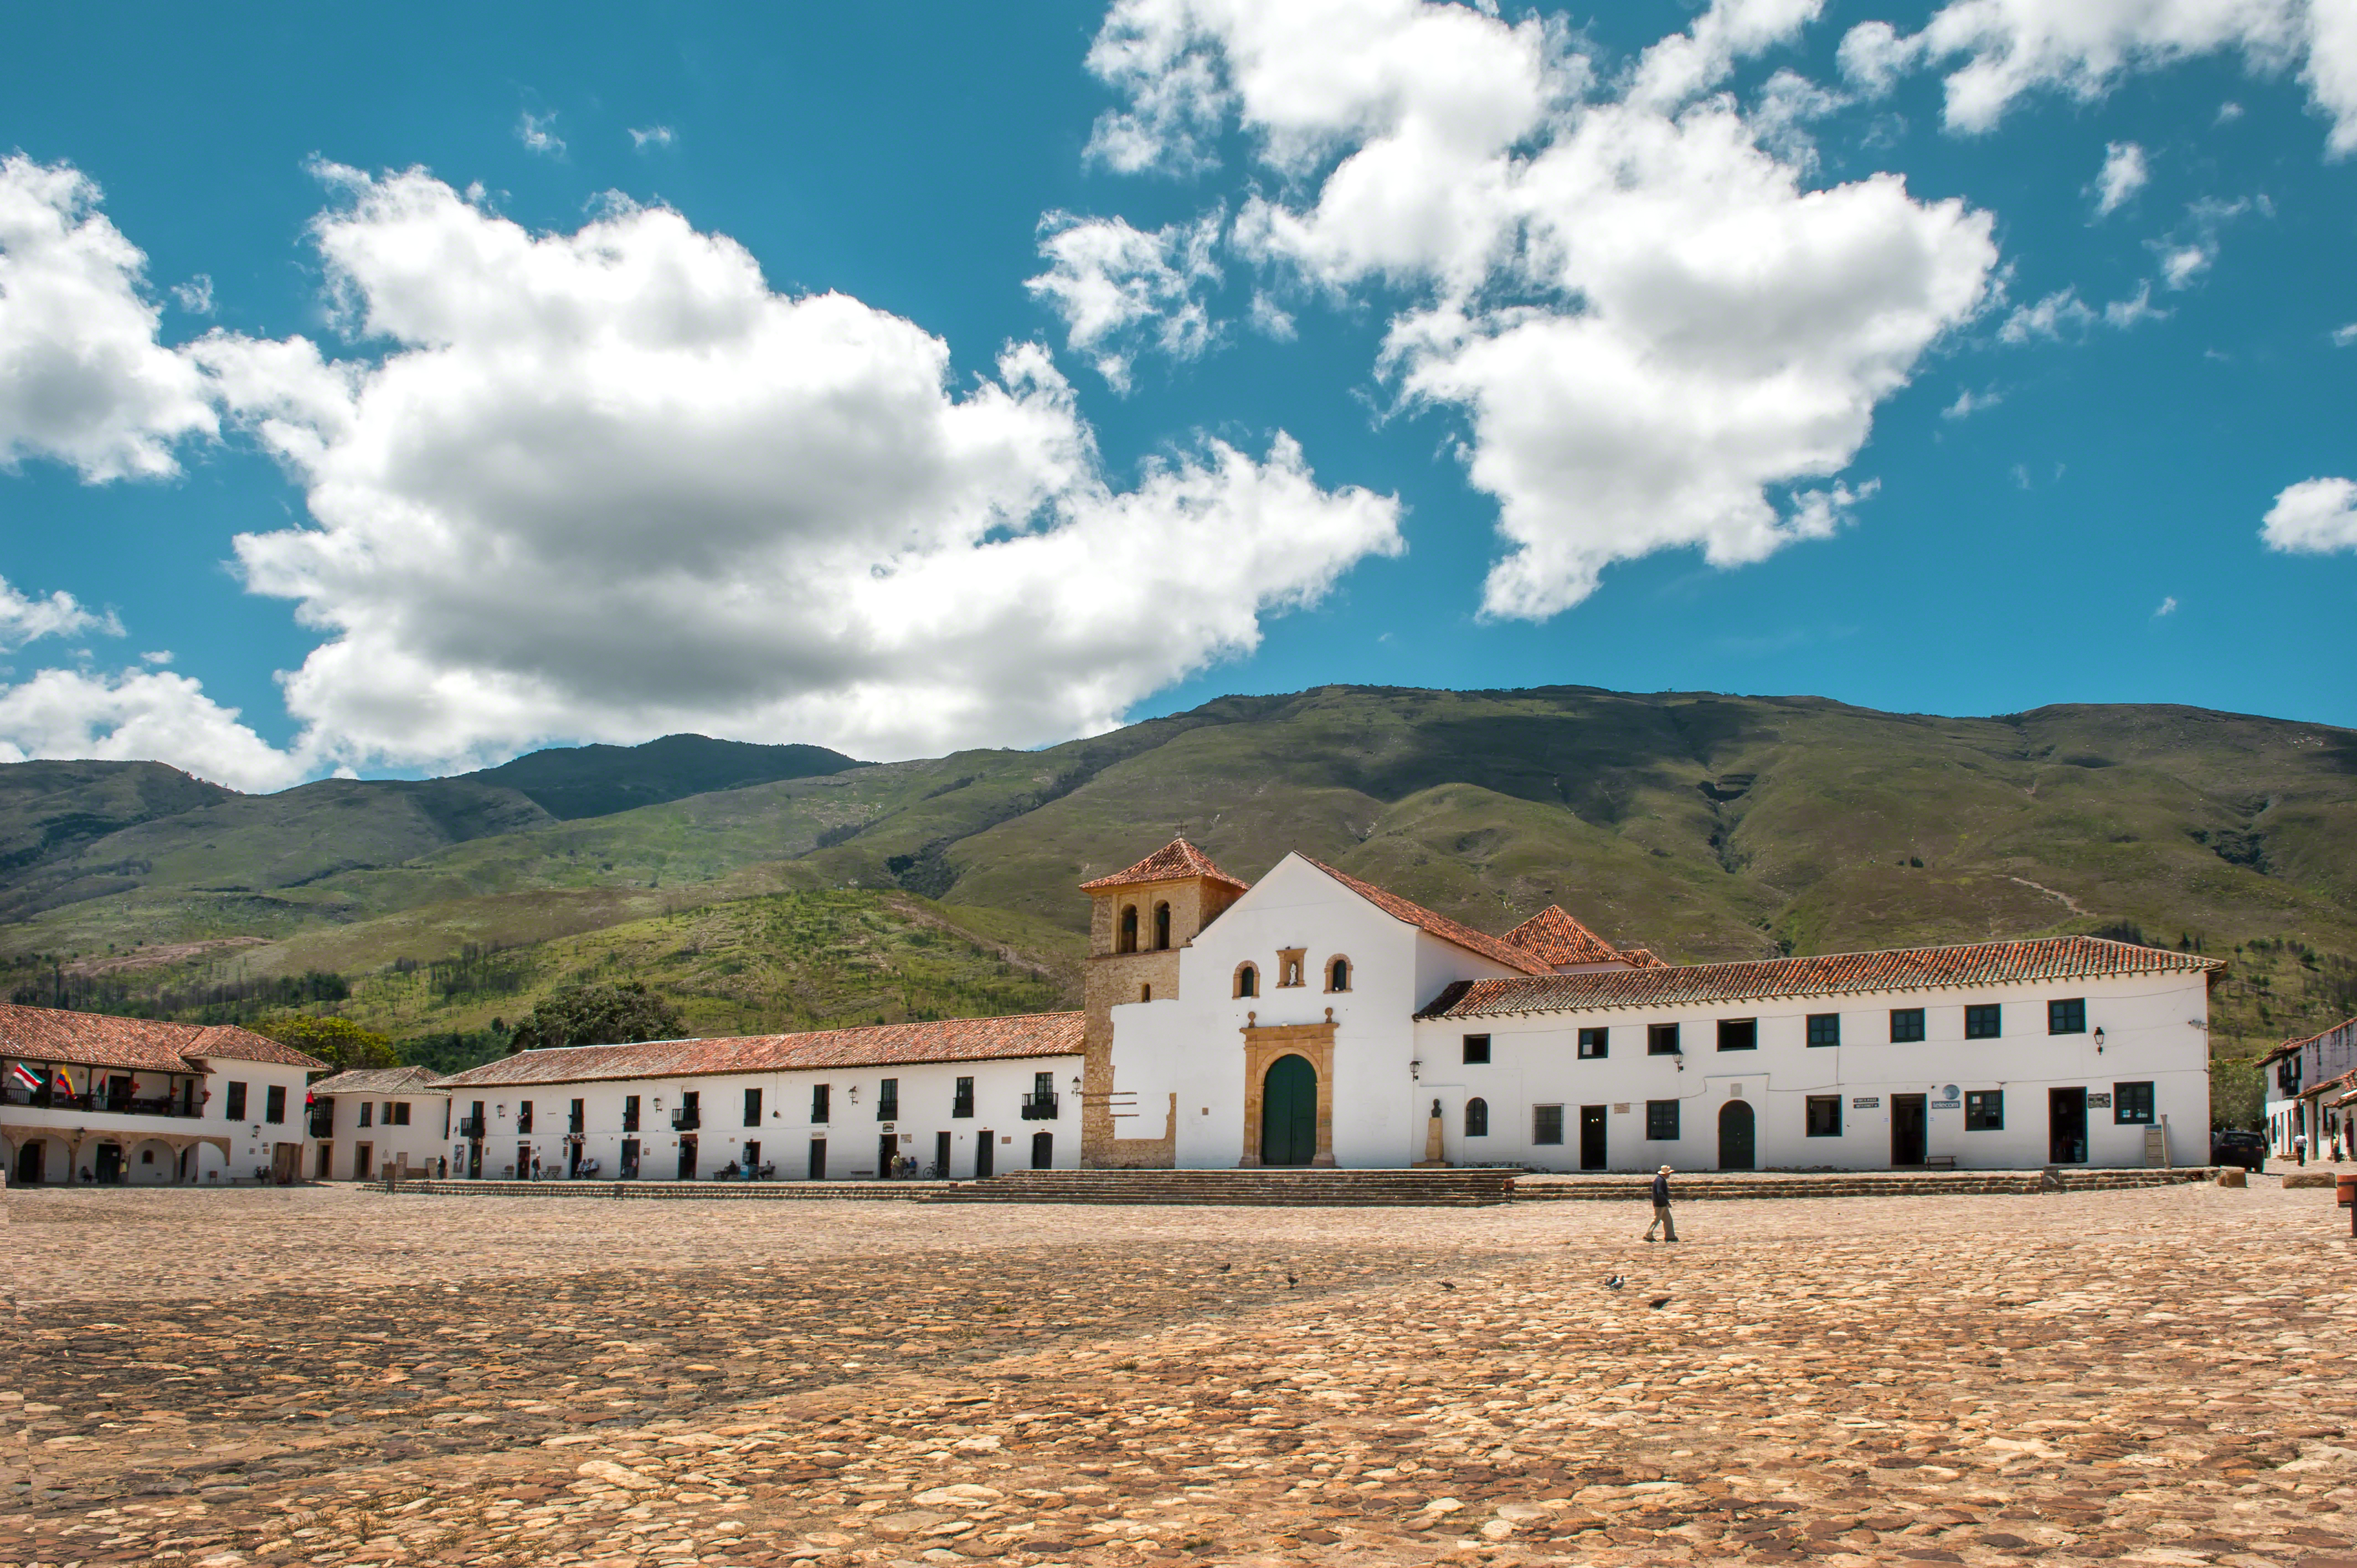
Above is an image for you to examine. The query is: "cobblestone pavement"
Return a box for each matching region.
[4,1183,2354,1566]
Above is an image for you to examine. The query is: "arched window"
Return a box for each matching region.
[1465,1097,1489,1137]
[1234,962,1259,999]
[1154,901,1172,950]
[1327,956,1351,992]
[1119,905,1139,953]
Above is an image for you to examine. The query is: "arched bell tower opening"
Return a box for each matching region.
[1077,837,1250,1168]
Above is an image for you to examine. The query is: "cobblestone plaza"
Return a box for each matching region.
[4,1182,2354,1566]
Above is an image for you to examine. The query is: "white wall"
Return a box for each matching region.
[444,1054,1081,1180]
[316,1093,452,1179]
[1414,969,2212,1171]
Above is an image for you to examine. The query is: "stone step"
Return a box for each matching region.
[1510,1168,2219,1201]
[384,1165,2215,1205]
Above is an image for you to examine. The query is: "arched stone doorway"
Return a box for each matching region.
[1031,1129,1054,1169]
[1260,1054,1318,1167]
[1718,1098,1756,1172]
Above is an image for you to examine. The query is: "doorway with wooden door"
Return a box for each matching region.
[2049,1087,2088,1164]
[935,1130,951,1179]
[1259,1054,1318,1167]
[975,1131,995,1179]
[676,1135,697,1180]
[1579,1105,1608,1170]
[1892,1094,1928,1165]
[1031,1129,1053,1169]
[879,1133,899,1178]
[1717,1099,1756,1170]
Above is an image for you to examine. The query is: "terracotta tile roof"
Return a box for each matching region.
[1300,858,1552,977]
[1502,905,1629,967]
[1079,837,1249,893]
[1619,948,1665,968]
[432,1012,1086,1090]
[0,1003,328,1074]
[1417,936,2223,1019]
[307,1065,449,1097]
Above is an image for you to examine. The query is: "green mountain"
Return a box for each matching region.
[463,733,863,820]
[2,687,2351,1117]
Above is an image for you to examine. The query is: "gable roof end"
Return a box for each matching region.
[1503,905,1627,967]
[1079,837,1250,893]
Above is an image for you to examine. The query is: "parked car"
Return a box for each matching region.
[2211,1129,2268,1172]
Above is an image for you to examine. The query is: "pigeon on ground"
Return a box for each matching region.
[1439,1281,1455,1291]
[1605,1275,1625,1290]
[1218,1263,1232,1273]
[1648,1296,1672,1309]
[1286,1273,1299,1287]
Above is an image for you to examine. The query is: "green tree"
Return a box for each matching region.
[256,1014,399,1072]
[509,982,684,1051]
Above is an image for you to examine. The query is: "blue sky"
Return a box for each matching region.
[1,0,2352,789]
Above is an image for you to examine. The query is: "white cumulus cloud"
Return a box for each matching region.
[0,666,311,792]
[1086,0,1999,619]
[629,125,676,151]
[2262,475,2357,553]
[0,154,216,481]
[2092,140,2148,214]
[1840,0,2356,156]
[170,167,1399,770]
[1027,209,1223,390]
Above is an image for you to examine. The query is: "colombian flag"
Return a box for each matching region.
[49,1065,73,1096]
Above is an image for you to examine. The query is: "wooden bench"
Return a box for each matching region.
[1921,1155,1957,1170]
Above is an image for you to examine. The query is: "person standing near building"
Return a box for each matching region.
[1644,1165,1679,1243]
[2295,1129,2308,1167]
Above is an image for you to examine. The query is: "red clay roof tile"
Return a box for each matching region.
[1502,905,1628,967]
[1300,857,1552,977]
[0,1003,327,1074]
[1078,838,1249,893]
[432,1011,1085,1090]
[1417,936,2221,1018]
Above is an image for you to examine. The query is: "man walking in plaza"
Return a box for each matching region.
[1644,1164,1679,1242]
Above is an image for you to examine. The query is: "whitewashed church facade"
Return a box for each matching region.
[1081,839,2219,1173]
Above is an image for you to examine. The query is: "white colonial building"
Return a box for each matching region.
[304,1065,452,1180]
[389,834,2225,1181]
[0,1004,326,1185]
[2260,1016,2357,1159]
[430,1014,1082,1182]
[1080,839,2220,1172]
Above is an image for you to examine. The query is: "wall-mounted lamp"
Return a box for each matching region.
[1070,1074,1082,1095]
[1409,1057,1422,1082]
[848,1085,861,1104]
[2093,1027,2106,1054]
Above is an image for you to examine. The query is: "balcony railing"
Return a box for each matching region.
[0,1086,203,1118]
[671,1110,700,1131]
[875,1102,899,1122]
[307,1110,334,1138]
[1021,1092,1060,1120]
[457,1115,485,1138]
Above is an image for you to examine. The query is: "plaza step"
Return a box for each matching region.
[385,1164,2214,1205]
[922,1167,1519,1206]
[1509,1167,2220,1201]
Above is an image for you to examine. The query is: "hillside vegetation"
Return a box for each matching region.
[1,686,2350,1115]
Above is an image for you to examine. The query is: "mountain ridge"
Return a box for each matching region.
[1,685,2349,1121]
